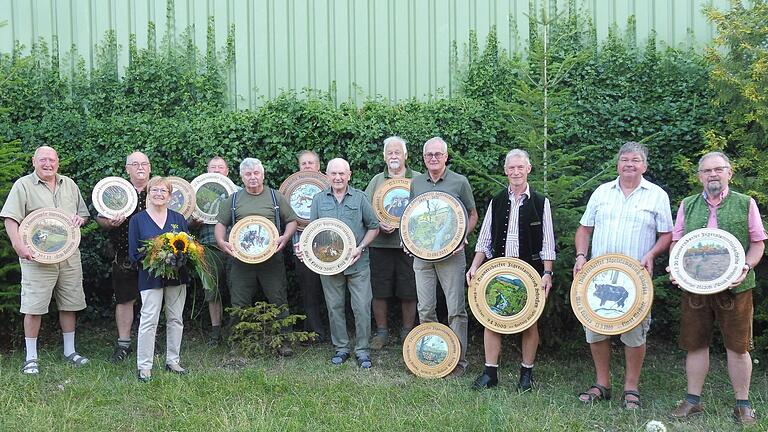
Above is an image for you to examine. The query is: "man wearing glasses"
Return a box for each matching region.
[668,152,766,426]
[409,137,478,377]
[95,151,151,363]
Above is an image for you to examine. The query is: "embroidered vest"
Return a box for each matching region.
[683,191,754,292]
[490,188,546,274]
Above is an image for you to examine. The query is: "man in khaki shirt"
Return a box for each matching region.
[0,146,91,374]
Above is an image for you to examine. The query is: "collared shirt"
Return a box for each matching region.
[216,187,297,228]
[475,184,556,260]
[310,186,379,275]
[580,176,673,260]
[409,166,476,212]
[672,186,767,242]
[105,186,148,258]
[0,172,90,223]
[364,167,419,249]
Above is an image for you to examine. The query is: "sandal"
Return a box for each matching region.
[578,384,612,403]
[623,390,641,410]
[21,359,39,375]
[331,351,350,365]
[64,352,90,366]
[357,355,372,369]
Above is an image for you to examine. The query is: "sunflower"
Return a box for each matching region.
[170,233,189,254]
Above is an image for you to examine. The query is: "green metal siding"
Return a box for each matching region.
[0,0,728,108]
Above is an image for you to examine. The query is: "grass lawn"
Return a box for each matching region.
[0,323,765,431]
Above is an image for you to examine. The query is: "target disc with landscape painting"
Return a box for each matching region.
[279,171,329,229]
[372,178,412,227]
[669,228,746,295]
[468,257,545,334]
[299,217,357,275]
[402,322,461,379]
[570,253,653,335]
[92,176,138,220]
[191,173,238,224]
[167,176,196,219]
[229,215,279,264]
[19,208,81,264]
[399,191,467,261]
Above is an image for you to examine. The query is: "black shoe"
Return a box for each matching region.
[165,363,189,375]
[207,335,222,347]
[472,373,498,390]
[518,367,533,391]
[110,345,132,363]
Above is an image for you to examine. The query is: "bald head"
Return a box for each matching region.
[326,158,351,194]
[32,146,59,182]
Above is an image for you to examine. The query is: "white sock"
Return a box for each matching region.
[521,362,534,369]
[62,331,75,357]
[25,337,38,361]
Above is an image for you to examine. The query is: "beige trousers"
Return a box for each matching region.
[137,284,186,370]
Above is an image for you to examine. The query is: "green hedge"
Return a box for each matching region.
[2,4,765,357]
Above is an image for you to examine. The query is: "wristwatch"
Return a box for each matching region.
[542,270,554,277]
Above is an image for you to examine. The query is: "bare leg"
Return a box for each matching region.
[579,339,611,401]
[208,299,222,327]
[116,300,135,339]
[685,347,710,396]
[726,348,752,400]
[372,298,388,330]
[24,314,42,338]
[521,323,539,365]
[400,299,417,330]
[59,311,76,333]
[484,328,502,365]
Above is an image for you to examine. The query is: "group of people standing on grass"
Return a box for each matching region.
[1,138,763,426]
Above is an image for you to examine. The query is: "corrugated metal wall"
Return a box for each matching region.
[0,0,728,108]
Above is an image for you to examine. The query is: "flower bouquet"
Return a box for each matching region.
[139,228,216,292]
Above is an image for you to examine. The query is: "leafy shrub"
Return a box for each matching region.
[228,303,315,356]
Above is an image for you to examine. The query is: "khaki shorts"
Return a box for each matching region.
[679,290,753,353]
[20,250,86,314]
[584,315,651,347]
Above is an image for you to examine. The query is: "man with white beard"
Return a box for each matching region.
[364,137,420,349]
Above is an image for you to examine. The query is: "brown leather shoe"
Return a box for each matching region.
[447,365,466,378]
[733,406,757,426]
[669,400,704,420]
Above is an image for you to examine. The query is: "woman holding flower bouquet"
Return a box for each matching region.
[128,176,191,382]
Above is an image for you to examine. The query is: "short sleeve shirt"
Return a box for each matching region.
[580,177,673,260]
[409,167,476,212]
[310,186,380,275]
[0,172,89,223]
[216,187,297,229]
[364,167,419,249]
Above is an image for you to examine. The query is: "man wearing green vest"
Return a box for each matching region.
[668,152,766,426]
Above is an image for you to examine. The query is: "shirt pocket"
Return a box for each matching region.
[343,202,359,219]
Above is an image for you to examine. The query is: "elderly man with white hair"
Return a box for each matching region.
[215,157,298,357]
[304,158,380,369]
[364,136,420,349]
[466,149,555,391]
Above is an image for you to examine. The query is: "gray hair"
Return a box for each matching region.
[239,158,264,175]
[618,141,648,163]
[383,136,408,156]
[423,137,448,154]
[505,149,531,166]
[698,151,731,171]
[297,150,319,163]
[327,157,351,173]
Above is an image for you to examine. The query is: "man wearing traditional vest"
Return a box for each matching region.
[668,152,766,426]
[467,149,555,391]
[573,142,673,409]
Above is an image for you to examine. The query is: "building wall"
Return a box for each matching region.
[0,0,728,108]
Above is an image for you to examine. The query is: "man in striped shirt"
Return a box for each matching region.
[467,149,555,391]
[573,141,673,409]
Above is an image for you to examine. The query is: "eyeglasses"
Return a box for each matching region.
[149,187,169,195]
[699,166,729,175]
[127,162,150,168]
[424,152,445,160]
